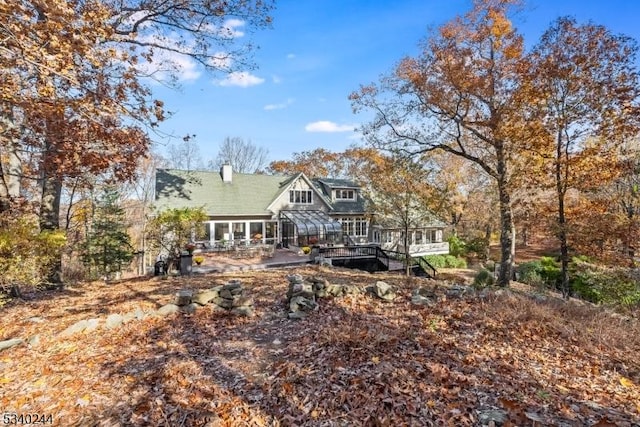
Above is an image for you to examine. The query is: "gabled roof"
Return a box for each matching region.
[155,169,294,216]
[267,172,333,212]
[312,178,369,215]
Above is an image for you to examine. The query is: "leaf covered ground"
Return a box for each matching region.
[1,266,639,426]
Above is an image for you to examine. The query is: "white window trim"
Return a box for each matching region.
[290,189,313,204]
[335,189,356,201]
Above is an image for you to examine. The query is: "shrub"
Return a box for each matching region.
[465,237,489,260]
[147,207,207,269]
[473,269,494,289]
[516,257,561,290]
[571,265,640,307]
[0,213,66,295]
[539,257,561,288]
[423,254,467,268]
[447,235,466,257]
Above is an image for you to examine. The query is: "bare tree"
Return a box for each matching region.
[166,138,203,171]
[209,137,269,173]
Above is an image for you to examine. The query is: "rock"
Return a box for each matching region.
[219,289,234,300]
[192,289,219,305]
[210,304,227,313]
[368,281,397,301]
[85,318,101,332]
[217,298,234,310]
[411,287,438,306]
[180,303,199,314]
[157,304,180,316]
[174,289,193,306]
[315,288,329,298]
[288,283,315,300]
[60,320,89,336]
[0,338,24,351]
[222,281,243,291]
[105,314,124,329]
[26,316,45,323]
[122,312,136,323]
[134,308,147,320]
[231,306,254,317]
[232,296,254,308]
[309,276,329,290]
[446,285,470,298]
[324,284,344,297]
[27,335,40,347]
[230,287,243,296]
[289,295,317,313]
[478,409,508,425]
[286,274,304,284]
[342,285,362,295]
[288,311,309,320]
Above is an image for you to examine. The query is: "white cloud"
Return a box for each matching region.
[216,71,265,87]
[132,47,202,83]
[272,75,282,84]
[286,53,296,59]
[305,121,356,133]
[200,19,246,39]
[127,32,202,83]
[264,98,295,111]
[219,19,245,38]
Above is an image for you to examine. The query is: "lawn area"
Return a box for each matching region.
[1,266,639,426]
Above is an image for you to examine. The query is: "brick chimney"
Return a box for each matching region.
[221,164,232,183]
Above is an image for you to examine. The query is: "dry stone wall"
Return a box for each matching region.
[285,274,402,319]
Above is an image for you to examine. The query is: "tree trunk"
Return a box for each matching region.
[0,108,22,212]
[556,132,571,299]
[496,155,514,287]
[404,221,411,277]
[39,165,63,285]
[556,182,570,298]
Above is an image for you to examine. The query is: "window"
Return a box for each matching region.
[335,189,356,200]
[415,231,423,244]
[290,190,313,204]
[339,217,368,237]
[232,222,246,241]
[214,223,229,241]
[424,229,439,243]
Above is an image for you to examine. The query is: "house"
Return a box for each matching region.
[154,166,449,255]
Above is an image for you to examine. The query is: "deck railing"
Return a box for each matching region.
[316,245,390,270]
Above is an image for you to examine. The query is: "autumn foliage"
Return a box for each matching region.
[0,267,638,425]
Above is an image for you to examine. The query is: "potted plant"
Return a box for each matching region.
[185,243,196,254]
[193,255,204,265]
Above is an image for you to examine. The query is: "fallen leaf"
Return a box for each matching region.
[620,376,635,388]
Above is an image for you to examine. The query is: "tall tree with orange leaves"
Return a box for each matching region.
[351,0,527,286]
[526,18,640,296]
[0,0,273,283]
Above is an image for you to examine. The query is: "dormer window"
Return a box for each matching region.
[335,189,356,201]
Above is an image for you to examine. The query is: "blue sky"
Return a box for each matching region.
[151,0,640,165]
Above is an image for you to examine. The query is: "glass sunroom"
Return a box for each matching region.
[279,210,343,247]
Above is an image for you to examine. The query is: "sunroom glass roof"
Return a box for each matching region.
[280,210,342,234]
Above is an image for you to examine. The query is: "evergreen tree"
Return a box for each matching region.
[83,187,133,279]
